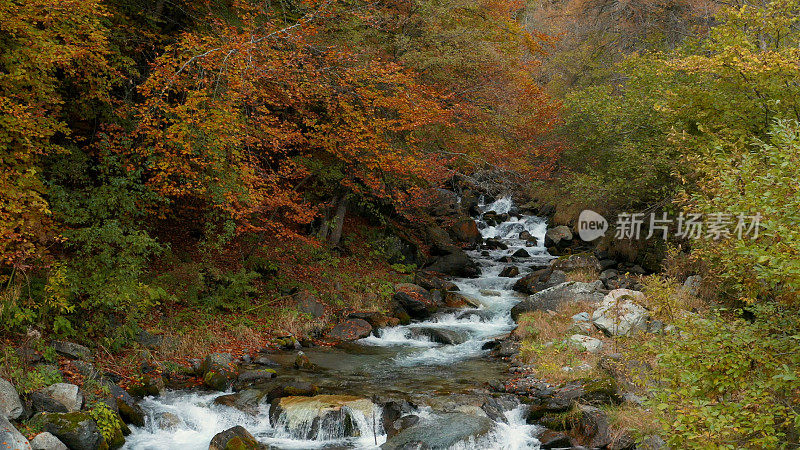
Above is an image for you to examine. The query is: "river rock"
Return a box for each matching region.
[386,415,420,439]
[294,290,326,318]
[0,378,23,420]
[511,281,604,321]
[237,369,277,384]
[443,292,482,308]
[450,218,481,245]
[349,312,399,329]
[208,426,261,450]
[40,412,103,450]
[455,309,494,322]
[155,412,183,430]
[512,248,529,258]
[30,432,67,450]
[499,266,520,277]
[512,269,567,295]
[393,284,439,320]
[424,249,480,278]
[538,429,571,449]
[544,226,573,247]
[409,328,465,345]
[31,383,83,413]
[200,353,237,391]
[51,341,91,360]
[214,389,268,416]
[413,272,458,293]
[325,318,373,341]
[483,238,508,250]
[574,405,612,448]
[267,381,320,401]
[253,355,280,367]
[381,412,493,449]
[552,254,600,272]
[0,415,31,450]
[105,383,144,427]
[570,335,604,353]
[592,289,650,336]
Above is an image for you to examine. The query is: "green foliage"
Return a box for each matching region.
[643,303,800,448]
[0,346,62,394]
[690,120,800,303]
[89,402,124,441]
[197,267,259,312]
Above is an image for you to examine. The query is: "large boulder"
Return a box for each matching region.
[30,432,68,450]
[424,249,480,278]
[270,395,376,440]
[200,353,237,391]
[413,272,458,294]
[552,254,601,272]
[40,412,104,450]
[0,378,24,420]
[31,384,83,413]
[443,292,482,308]
[208,426,261,450]
[324,319,373,341]
[498,266,520,278]
[512,269,567,295]
[426,226,457,255]
[511,281,604,321]
[428,189,460,217]
[393,284,439,320]
[0,415,31,450]
[450,218,481,246]
[294,290,325,318]
[213,389,269,416]
[544,226,573,247]
[51,341,91,360]
[381,413,493,449]
[574,405,612,448]
[105,383,144,427]
[570,335,604,354]
[592,289,650,336]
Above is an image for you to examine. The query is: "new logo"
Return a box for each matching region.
[578,210,608,241]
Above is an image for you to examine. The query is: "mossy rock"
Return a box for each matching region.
[579,376,622,405]
[209,426,262,450]
[204,370,230,391]
[40,411,107,450]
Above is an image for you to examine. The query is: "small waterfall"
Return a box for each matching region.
[271,395,384,444]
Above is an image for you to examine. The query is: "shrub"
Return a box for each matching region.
[644,303,800,448]
[690,120,800,304]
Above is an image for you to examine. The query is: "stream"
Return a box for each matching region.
[123,197,554,449]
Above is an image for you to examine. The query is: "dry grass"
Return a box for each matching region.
[516,302,607,383]
[638,274,708,321]
[604,404,662,443]
[565,268,600,283]
[270,307,332,337]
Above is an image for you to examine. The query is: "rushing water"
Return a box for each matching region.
[124,197,552,449]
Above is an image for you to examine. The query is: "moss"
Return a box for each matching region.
[538,405,584,431]
[224,436,260,450]
[204,371,229,391]
[579,376,622,404]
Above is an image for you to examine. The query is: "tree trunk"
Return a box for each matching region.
[327,197,348,246]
